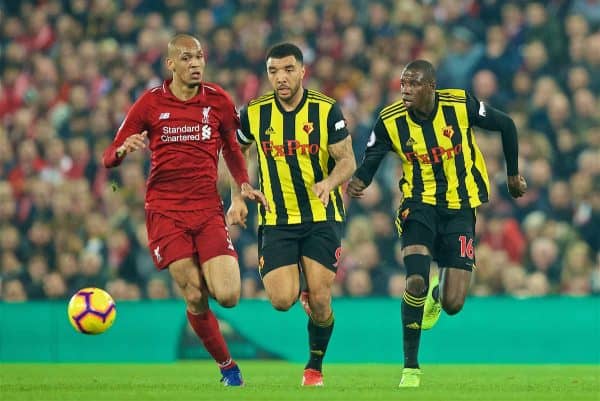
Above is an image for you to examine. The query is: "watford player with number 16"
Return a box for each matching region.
[348,60,527,388]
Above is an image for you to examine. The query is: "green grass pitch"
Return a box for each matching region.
[2,361,598,401]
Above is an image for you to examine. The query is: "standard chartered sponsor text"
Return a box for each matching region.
[162,124,202,142]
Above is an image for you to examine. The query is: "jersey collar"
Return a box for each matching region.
[407,92,439,124]
[162,79,205,103]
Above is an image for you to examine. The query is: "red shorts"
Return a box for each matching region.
[145,206,237,270]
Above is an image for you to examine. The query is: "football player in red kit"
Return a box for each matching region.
[103,34,269,386]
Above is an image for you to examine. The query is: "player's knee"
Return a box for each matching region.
[307,290,331,316]
[406,274,426,296]
[269,293,296,311]
[403,253,431,296]
[441,297,464,315]
[215,290,239,308]
[184,286,205,312]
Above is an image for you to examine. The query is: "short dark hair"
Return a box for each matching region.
[266,43,303,64]
[405,60,436,83]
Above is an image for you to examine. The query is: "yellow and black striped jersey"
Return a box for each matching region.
[355,89,491,209]
[237,89,349,225]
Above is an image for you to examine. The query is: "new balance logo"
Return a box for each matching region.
[405,322,421,330]
[159,112,170,120]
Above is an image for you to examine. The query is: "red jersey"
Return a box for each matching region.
[103,80,249,211]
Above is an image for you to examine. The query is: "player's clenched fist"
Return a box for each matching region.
[116,131,148,158]
[347,177,367,198]
[507,174,527,198]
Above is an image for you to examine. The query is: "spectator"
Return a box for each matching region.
[344,268,373,297]
[42,272,67,299]
[526,237,561,285]
[0,0,597,300]
[502,264,528,296]
[526,272,550,296]
[146,277,171,300]
[437,26,484,90]
[2,278,28,302]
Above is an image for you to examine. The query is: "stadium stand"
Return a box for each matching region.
[0,0,598,301]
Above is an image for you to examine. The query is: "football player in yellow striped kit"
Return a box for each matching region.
[228,43,356,387]
[348,59,527,388]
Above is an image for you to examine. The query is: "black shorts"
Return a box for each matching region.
[258,221,343,277]
[396,200,476,271]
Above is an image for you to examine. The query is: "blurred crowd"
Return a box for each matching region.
[0,0,599,302]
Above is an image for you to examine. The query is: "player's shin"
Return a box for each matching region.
[402,294,425,368]
[401,254,431,368]
[186,309,235,368]
[305,311,334,372]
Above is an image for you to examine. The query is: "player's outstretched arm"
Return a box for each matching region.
[468,94,527,199]
[471,104,526,198]
[348,117,392,198]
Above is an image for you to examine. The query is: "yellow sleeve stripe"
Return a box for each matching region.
[307,90,335,104]
[380,104,407,121]
[380,100,405,116]
[438,94,466,102]
[438,89,466,97]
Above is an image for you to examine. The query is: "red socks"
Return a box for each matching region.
[186,309,233,367]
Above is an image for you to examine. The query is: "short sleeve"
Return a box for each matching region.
[327,102,349,145]
[236,105,254,145]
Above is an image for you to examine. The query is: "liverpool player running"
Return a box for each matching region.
[103,34,268,386]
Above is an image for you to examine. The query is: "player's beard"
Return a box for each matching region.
[278,82,300,102]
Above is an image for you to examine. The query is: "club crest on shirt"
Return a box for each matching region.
[442,125,454,138]
[303,122,314,134]
[265,126,275,136]
[406,137,416,147]
[202,106,211,124]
